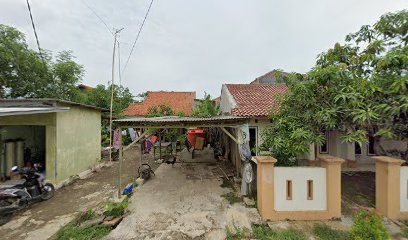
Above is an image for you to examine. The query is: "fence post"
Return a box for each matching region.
[373,156,404,219]
[255,156,277,221]
[319,155,344,219]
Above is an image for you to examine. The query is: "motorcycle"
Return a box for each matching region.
[0,164,55,225]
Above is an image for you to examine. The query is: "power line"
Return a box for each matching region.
[122,0,155,74]
[25,0,47,67]
[80,0,113,35]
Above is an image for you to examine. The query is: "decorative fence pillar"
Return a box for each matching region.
[318,155,344,218]
[256,156,277,221]
[373,156,405,220]
[256,155,344,221]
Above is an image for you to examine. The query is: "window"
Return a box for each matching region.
[307,180,313,200]
[286,180,292,200]
[355,142,362,155]
[367,135,375,155]
[319,131,329,154]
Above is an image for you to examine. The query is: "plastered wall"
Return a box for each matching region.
[274,167,327,211]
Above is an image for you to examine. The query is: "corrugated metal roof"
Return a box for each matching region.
[0,99,108,112]
[114,115,249,127]
[0,107,70,117]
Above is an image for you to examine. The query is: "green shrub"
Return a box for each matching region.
[401,227,408,238]
[103,198,129,217]
[349,210,390,240]
[313,223,349,240]
[221,192,242,204]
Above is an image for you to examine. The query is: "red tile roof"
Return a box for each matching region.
[123,91,196,116]
[225,84,288,117]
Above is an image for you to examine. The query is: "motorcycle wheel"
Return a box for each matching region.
[41,183,55,200]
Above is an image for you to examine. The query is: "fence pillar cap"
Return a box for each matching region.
[372,156,405,165]
[318,155,345,164]
[254,156,277,164]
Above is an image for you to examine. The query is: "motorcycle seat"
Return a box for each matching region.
[0,179,26,189]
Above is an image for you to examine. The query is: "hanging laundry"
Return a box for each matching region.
[128,128,136,141]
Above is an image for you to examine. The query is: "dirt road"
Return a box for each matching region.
[0,146,159,240]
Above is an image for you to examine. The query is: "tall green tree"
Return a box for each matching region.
[262,10,408,164]
[192,93,218,118]
[0,24,84,101]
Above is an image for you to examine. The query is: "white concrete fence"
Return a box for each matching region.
[256,155,344,221]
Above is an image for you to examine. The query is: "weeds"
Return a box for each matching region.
[252,224,276,239]
[103,198,129,217]
[312,223,349,240]
[401,227,408,238]
[56,212,110,240]
[225,224,246,240]
[221,192,242,204]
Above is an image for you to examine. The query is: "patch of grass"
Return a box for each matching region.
[103,198,129,217]
[226,224,246,240]
[56,225,110,240]
[221,192,242,204]
[312,223,349,240]
[56,212,110,240]
[252,224,276,239]
[401,227,408,238]
[251,224,307,240]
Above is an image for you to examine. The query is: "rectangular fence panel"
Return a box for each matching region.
[274,167,327,211]
[401,167,408,212]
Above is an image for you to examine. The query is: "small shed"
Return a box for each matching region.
[0,99,106,186]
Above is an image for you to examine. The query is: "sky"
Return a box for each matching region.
[1,0,407,99]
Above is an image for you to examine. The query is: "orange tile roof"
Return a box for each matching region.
[225,84,288,117]
[123,91,196,116]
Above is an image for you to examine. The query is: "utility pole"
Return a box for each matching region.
[109,28,124,163]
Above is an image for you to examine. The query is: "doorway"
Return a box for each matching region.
[249,127,257,156]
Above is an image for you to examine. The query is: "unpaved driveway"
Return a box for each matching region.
[105,148,261,240]
[0,146,159,240]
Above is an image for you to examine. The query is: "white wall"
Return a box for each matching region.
[274,167,327,211]
[400,167,408,212]
[248,118,270,151]
[219,85,236,115]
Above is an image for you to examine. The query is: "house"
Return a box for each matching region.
[219,83,288,155]
[0,99,106,186]
[123,91,196,117]
[250,69,288,84]
[310,130,407,167]
[78,84,95,92]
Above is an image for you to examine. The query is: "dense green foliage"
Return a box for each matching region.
[261,10,408,164]
[145,103,176,117]
[0,24,134,116]
[192,93,218,118]
[349,210,390,240]
[0,24,84,101]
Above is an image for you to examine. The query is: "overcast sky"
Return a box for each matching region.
[1,1,407,98]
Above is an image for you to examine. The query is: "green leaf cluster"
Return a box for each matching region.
[261,10,408,163]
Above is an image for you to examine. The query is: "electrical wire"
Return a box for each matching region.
[80,0,113,35]
[122,0,155,74]
[25,0,47,67]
